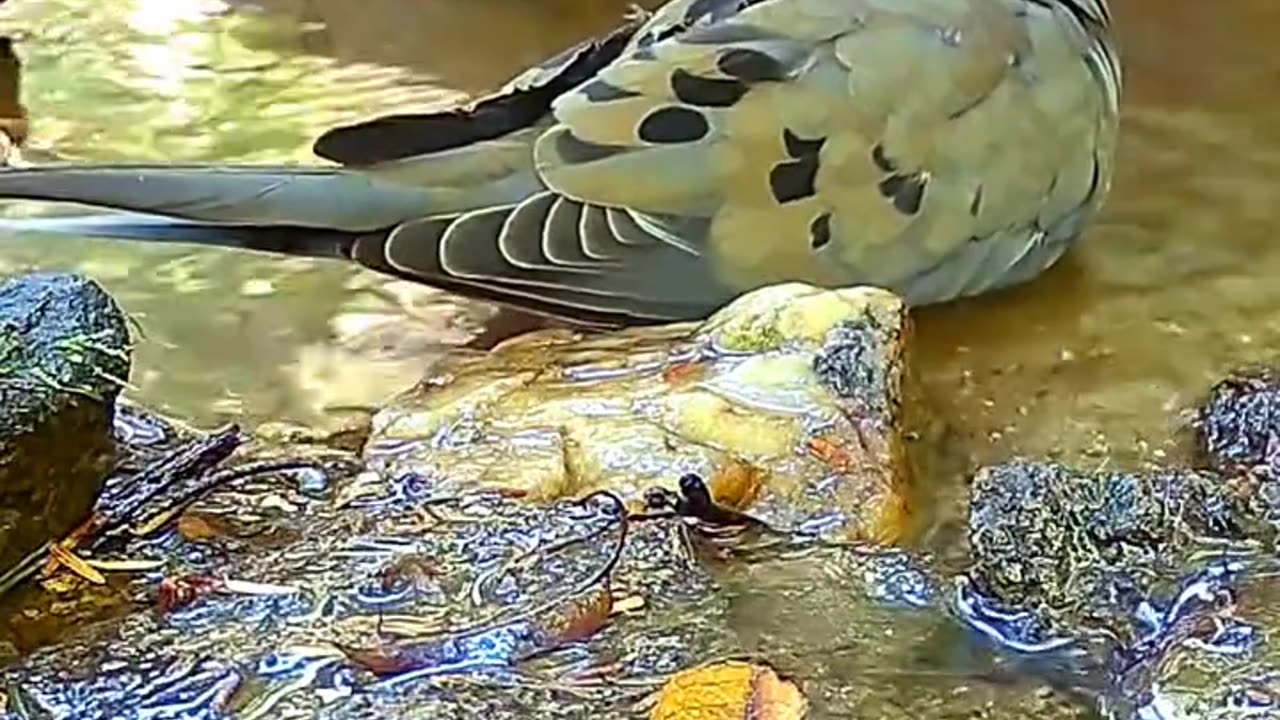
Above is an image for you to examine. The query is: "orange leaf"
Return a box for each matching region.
[806,436,852,472]
[650,661,807,720]
[550,586,612,643]
[709,460,766,511]
[662,361,706,386]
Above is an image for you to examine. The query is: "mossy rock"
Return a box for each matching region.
[0,273,131,575]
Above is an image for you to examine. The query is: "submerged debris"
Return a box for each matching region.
[1196,368,1280,475]
[0,409,354,600]
[966,460,1266,630]
[21,280,1280,718]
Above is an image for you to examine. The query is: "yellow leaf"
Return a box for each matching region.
[709,460,766,511]
[48,546,106,585]
[84,558,166,572]
[650,661,807,720]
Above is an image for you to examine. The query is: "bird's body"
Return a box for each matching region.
[0,0,1119,325]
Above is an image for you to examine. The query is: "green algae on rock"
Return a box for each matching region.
[0,273,131,580]
[365,283,923,543]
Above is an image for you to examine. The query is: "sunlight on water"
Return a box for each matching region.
[0,0,1273,528]
[0,0,1274,520]
[0,1,1278,716]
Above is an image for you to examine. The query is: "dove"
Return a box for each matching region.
[0,0,1120,325]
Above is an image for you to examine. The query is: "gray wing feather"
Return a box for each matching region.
[0,165,435,232]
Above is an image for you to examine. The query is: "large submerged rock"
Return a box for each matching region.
[366,283,927,543]
[0,273,130,578]
[960,381,1280,720]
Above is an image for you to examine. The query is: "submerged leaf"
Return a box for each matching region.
[650,661,807,720]
[48,545,106,585]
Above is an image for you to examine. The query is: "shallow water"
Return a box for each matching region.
[0,0,1276,714]
[0,0,641,427]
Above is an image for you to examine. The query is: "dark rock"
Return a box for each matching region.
[1196,368,1280,474]
[966,460,1266,628]
[0,273,131,576]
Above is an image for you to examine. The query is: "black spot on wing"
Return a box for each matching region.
[638,106,711,143]
[783,129,826,159]
[809,213,832,250]
[553,127,633,164]
[671,69,749,107]
[770,129,825,204]
[871,143,897,173]
[970,186,984,217]
[770,158,819,204]
[581,80,642,102]
[313,21,638,164]
[878,172,928,216]
[716,47,790,82]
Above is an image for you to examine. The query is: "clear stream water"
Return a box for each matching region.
[0,1,1278,714]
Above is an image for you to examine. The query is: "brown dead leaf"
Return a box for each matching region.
[662,361,707,387]
[806,435,853,472]
[177,512,229,543]
[549,586,612,643]
[650,661,807,720]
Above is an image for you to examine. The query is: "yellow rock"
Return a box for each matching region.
[649,661,807,720]
[364,283,922,543]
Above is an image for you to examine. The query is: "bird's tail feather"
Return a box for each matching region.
[0,210,366,260]
[0,163,439,232]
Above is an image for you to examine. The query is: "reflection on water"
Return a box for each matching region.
[0,0,625,427]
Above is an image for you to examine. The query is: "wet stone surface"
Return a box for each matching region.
[0,272,130,578]
[957,455,1280,717]
[15,284,1280,718]
[1197,368,1280,474]
[0,458,975,719]
[0,283,1090,720]
[366,283,924,544]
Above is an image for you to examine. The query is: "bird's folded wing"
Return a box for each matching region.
[310,20,642,167]
[528,0,1113,299]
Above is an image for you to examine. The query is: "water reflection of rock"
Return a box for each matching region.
[0,35,26,165]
